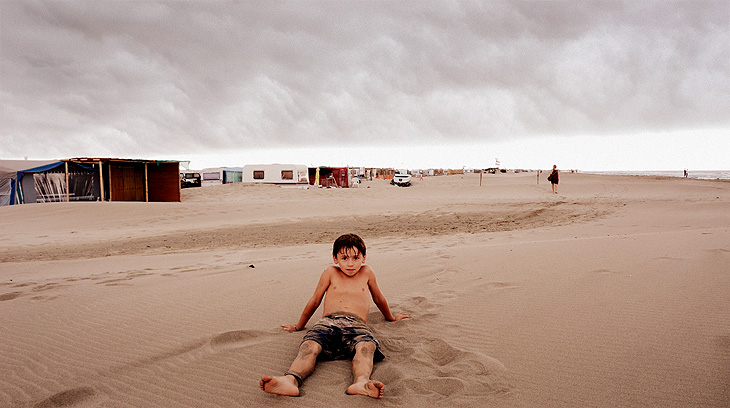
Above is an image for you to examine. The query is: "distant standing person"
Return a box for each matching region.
[548,165,559,194]
[684,169,688,178]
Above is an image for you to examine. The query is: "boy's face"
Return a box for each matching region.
[333,247,366,277]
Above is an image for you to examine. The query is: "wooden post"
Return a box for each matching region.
[98,161,105,201]
[178,163,182,201]
[65,161,70,202]
[108,163,113,201]
[480,172,482,186]
[144,162,149,202]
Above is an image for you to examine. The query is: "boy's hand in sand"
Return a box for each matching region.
[281,324,299,332]
[390,312,409,321]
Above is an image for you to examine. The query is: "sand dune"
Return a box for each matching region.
[1,172,728,407]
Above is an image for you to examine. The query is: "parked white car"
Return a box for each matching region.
[391,171,412,187]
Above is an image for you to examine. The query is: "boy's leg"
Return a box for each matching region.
[260,340,322,396]
[346,341,384,398]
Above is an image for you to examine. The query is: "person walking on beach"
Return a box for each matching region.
[260,234,409,399]
[548,165,559,194]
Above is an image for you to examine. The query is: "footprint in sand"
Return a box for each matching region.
[421,338,461,366]
[95,270,154,285]
[652,256,683,262]
[717,335,730,353]
[394,296,443,320]
[381,334,511,401]
[0,291,23,301]
[32,282,68,292]
[375,297,512,402]
[34,387,98,408]
[209,330,271,351]
[479,281,518,291]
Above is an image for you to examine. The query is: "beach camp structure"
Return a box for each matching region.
[200,167,243,187]
[0,158,181,205]
[242,164,309,185]
[375,168,396,180]
[0,159,78,205]
[309,167,350,188]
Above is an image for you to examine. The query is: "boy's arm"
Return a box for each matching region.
[368,269,409,322]
[282,268,331,332]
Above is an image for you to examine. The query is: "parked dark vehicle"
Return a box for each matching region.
[180,172,201,188]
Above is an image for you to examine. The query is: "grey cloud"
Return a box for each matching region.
[1,0,728,160]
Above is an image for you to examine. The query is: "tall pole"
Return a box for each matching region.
[144,162,149,202]
[99,160,105,201]
[108,163,113,201]
[65,161,70,202]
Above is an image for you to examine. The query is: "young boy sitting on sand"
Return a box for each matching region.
[260,233,409,398]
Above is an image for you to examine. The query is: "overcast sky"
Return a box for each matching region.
[1,0,728,170]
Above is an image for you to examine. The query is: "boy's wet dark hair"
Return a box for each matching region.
[333,234,366,257]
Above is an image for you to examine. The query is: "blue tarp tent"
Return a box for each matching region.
[0,160,98,205]
[1,160,59,205]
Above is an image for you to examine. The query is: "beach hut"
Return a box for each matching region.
[242,164,309,185]
[71,158,181,202]
[376,168,395,181]
[308,167,350,188]
[201,167,243,187]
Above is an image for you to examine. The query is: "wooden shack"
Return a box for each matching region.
[67,158,181,202]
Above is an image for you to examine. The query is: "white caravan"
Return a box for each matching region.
[242,164,309,185]
[200,167,243,187]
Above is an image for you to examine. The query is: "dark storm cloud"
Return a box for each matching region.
[1,0,728,159]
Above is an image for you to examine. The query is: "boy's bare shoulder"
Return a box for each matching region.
[322,265,344,279]
[360,265,375,277]
[324,265,339,274]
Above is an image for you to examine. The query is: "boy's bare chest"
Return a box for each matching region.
[323,274,371,317]
[328,275,369,296]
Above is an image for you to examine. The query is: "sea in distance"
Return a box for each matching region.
[583,170,730,180]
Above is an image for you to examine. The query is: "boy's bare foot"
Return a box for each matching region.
[260,375,300,396]
[346,379,384,398]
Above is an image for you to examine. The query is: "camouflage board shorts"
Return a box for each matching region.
[302,313,385,361]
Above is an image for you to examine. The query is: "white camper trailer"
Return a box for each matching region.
[200,167,243,187]
[242,164,309,185]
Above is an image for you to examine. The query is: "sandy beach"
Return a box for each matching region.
[1,172,728,407]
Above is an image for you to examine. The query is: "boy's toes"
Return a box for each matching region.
[260,375,300,396]
[347,380,384,398]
